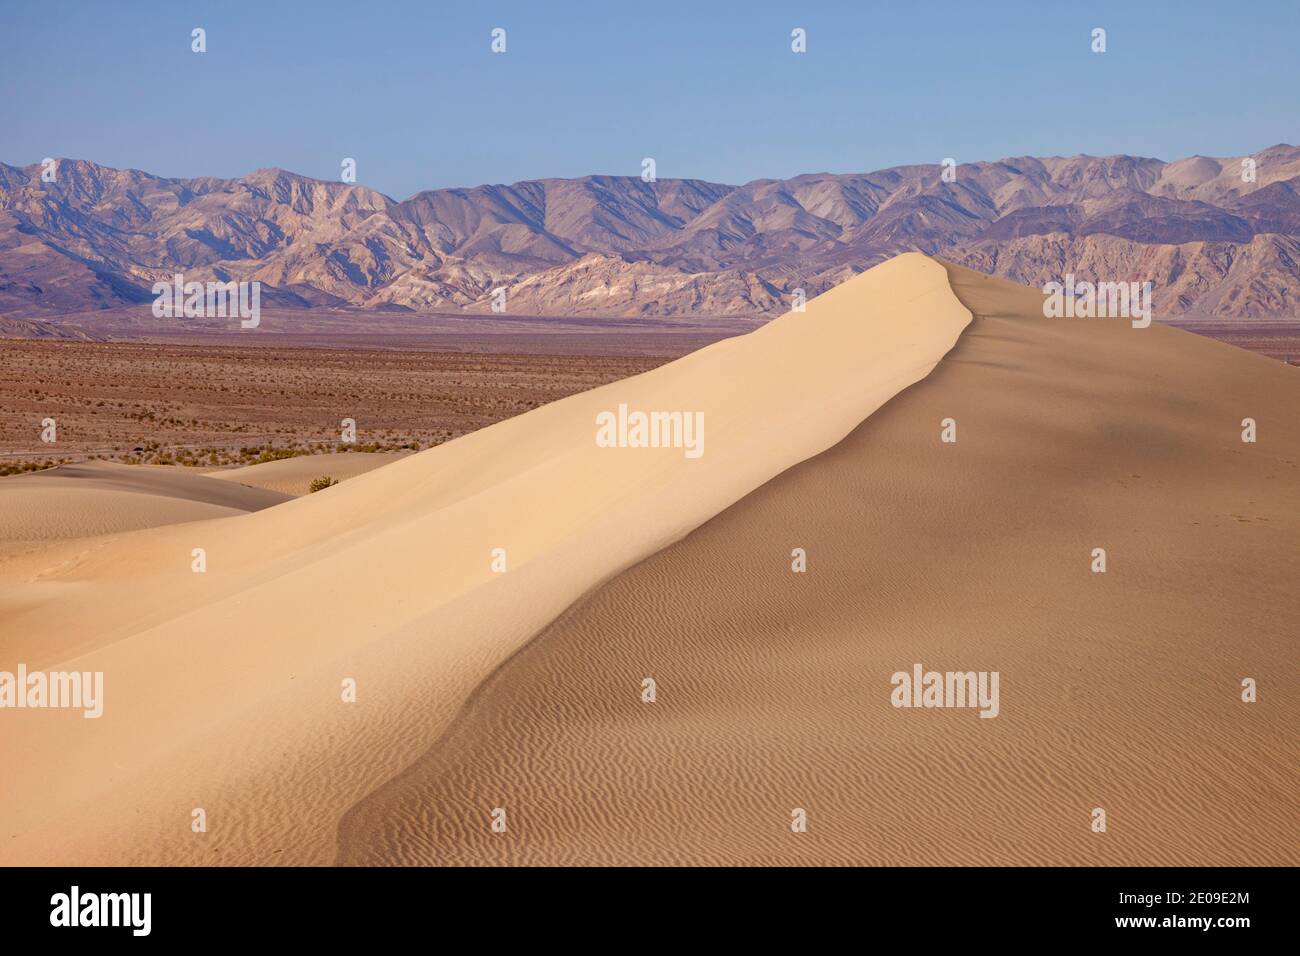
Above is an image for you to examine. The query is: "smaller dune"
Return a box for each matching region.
[0,461,291,544]
[203,452,410,496]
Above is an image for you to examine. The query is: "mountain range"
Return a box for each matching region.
[3,144,1300,321]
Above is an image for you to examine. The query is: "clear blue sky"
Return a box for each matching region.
[2,0,1296,199]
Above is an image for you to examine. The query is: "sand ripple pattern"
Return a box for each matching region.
[338,266,1300,866]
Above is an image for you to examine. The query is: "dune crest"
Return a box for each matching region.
[0,253,970,865]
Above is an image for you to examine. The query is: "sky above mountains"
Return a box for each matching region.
[3,0,1298,199]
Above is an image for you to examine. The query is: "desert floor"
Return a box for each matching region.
[0,339,676,471]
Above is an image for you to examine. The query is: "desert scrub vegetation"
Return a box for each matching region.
[308,476,338,493]
[7,440,433,471]
[240,446,306,465]
[0,458,70,477]
[340,440,426,453]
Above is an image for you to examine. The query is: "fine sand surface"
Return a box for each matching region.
[0,461,290,547]
[0,253,971,865]
[335,263,1300,866]
[203,452,411,497]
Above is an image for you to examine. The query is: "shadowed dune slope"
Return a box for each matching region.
[336,262,1300,866]
[0,253,970,865]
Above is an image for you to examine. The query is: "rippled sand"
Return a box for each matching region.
[337,263,1300,866]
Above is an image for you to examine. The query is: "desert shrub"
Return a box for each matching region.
[236,446,303,464]
[308,476,338,493]
[0,458,67,478]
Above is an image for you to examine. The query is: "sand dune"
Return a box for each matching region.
[0,461,290,547]
[0,253,971,865]
[336,262,1300,866]
[203,452,410,496]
